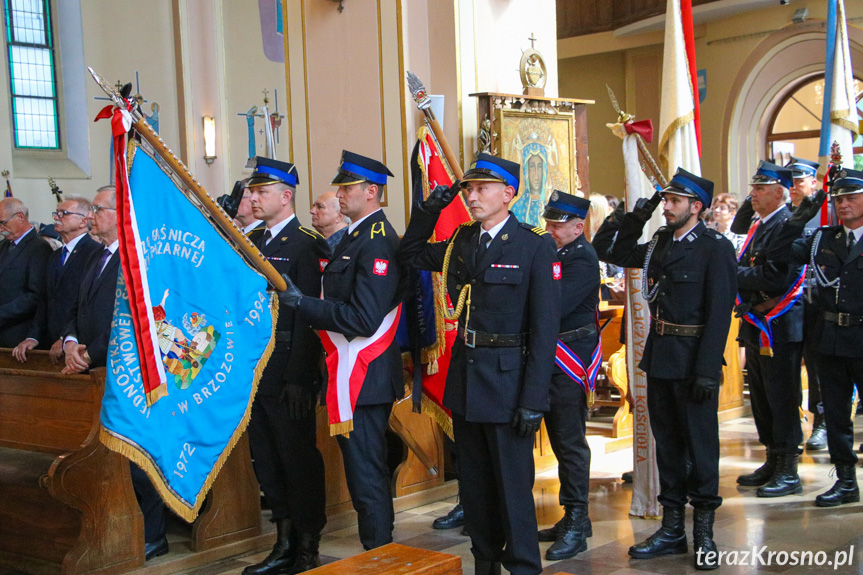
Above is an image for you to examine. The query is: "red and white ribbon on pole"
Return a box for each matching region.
[95,104,167,404]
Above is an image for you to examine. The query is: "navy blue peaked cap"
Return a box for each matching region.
[331,150,393,186]
[248,157,299,188]
[543,190,590,221]
[662,168,714,208]
[750,160,793,189]
[460,153,521,195]
[786,157,819,179]
[832,168,863,196]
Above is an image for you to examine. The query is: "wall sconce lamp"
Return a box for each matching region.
[202,115,217,165]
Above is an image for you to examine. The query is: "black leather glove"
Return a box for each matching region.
[511,407,544,437]
[421,181,461,214]
[609,199,627,224]
[279,383,316,420]
[789,190,826,226]
[733,301,752,319]
[630,191,663,224]
[689,375,719,401]
[277,273,303,309]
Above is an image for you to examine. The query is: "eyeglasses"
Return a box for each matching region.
[52,210,87,219]
[0,211,22,226]
[91,205,116,215]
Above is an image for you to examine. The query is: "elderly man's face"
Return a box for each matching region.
[749,184,784,217]
[89,190,117,241]
[310,192,342,230]
[0,201,27,240]
[53,199,89,235]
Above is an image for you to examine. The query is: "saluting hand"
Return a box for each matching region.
[512,407,544,437]
[421,181,461,215]
[630,191,663,224]
[789,190,827,226]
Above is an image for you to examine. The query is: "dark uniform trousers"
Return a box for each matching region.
[545,234,600,508]
[247,218,330,534]
[770,223,863,465]
[399,209,560,575]
[737,205,804,455]
[802,297,823,415]
[593,216,736,512]
[130,463,167,544]
[297,209,406,551]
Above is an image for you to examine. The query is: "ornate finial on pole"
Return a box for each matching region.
[406,70,463,179]
[48,177,62,205]
[830,140,843,167]
[262,88,270,105]
[88,67,143,123]
[606,85,633,124]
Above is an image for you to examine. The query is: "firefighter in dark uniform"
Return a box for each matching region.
[398,153,560,575]
[278,151,405,551]
[785,157,828,451]
[733,161,805,498]
[768,168,863,507]
[243,157,330,575]
[592,169,736,571]
[536,191,598,561]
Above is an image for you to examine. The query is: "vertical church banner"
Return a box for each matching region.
[92,78,278,521]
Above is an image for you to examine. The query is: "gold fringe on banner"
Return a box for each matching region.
[657,111,695,174]
[329,420,353,437]
[421,393,453,441]
[831,110,860,137]
[100,293,279,523]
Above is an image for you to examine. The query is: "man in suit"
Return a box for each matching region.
[12,195,101,363]
[398,153,560,575]
[537,191,599,562]
[768,169,863,507]
[0,197,52,348]
[61,186,169,561]
[593,169,736,570]
[278,151,405,551]
[242,157,330,575]
[734,161,805,497]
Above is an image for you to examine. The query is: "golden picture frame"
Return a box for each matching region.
[496,109,579,228]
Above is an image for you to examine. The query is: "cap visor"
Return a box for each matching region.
[460,169,506,186]
[331,171,366,186]
[542,208,571,222]
[247,175,284,187]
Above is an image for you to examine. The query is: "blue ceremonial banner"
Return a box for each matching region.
[100,143,276,521]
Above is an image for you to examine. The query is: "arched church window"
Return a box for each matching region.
[767,75,862,171]
[2,0,59,149]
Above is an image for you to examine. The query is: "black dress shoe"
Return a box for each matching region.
[432,504,465,530]
[144,536,169,561]
[629,506,687,559]
[815,464,860,507]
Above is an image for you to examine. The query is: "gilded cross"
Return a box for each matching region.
[528,33,537,49]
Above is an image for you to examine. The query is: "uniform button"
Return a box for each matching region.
[471,279,476,285]
[470,305,476,311]
[456,284,462,290]
[468,359,474,365]
[661,275,666,280]
[659,292,666,297]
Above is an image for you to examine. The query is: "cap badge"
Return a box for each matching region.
[551,191,559,201]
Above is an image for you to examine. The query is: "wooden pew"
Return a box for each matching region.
[0,350,262,573]
[0,351,143,574]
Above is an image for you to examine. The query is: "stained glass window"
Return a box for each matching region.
[4,0,59,149]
